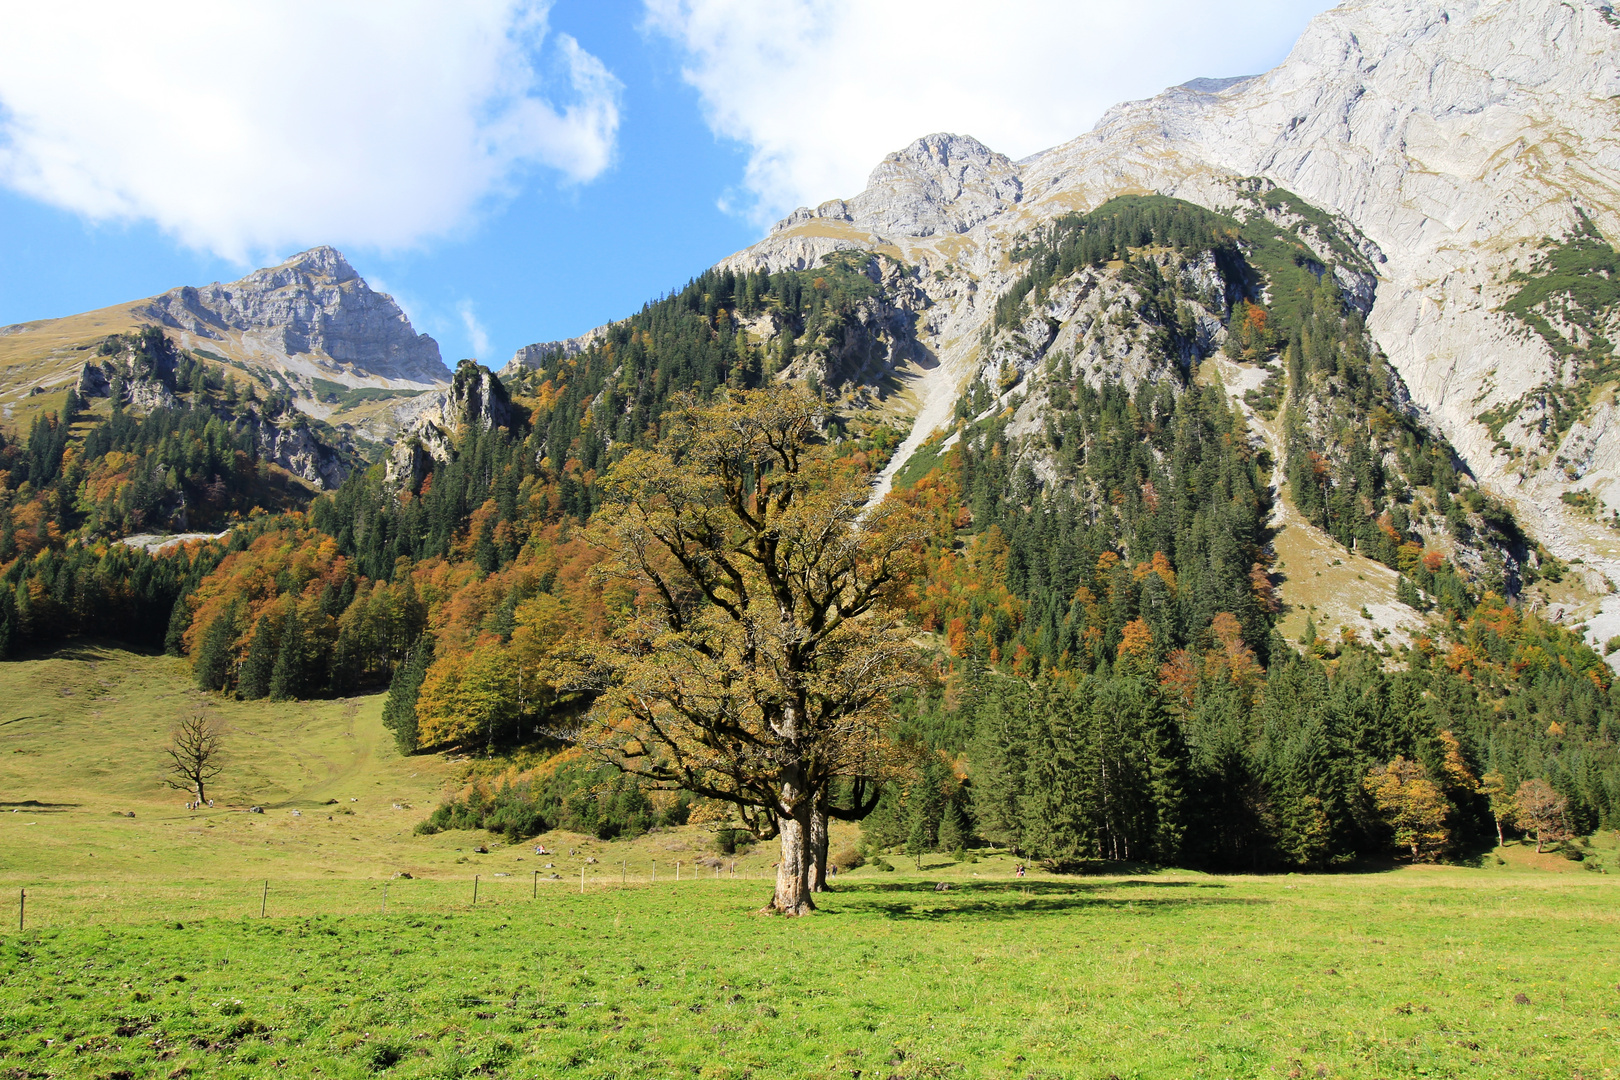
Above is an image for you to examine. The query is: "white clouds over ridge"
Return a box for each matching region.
[0,1,620,261]
[643,0,1336,227]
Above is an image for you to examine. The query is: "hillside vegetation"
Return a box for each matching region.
[1,194,1616,879]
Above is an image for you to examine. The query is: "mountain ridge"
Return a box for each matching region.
[703,0,1620,590]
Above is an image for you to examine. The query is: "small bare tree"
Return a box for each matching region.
[163,713,225,804]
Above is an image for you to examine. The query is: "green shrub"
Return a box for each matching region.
[418,760,680,843]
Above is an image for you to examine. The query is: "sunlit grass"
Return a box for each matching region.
[4,646,1618,1078]
[3,868,1617,1079]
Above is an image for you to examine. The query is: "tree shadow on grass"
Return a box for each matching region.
[0,800,81,812]
[826,879,1269,921]
[23,639,166,663]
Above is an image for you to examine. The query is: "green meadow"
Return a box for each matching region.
[2,646,1618,1079]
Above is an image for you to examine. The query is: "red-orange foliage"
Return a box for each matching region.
[1158,648,1199,711]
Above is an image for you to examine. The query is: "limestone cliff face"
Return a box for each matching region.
[254,414,348,491]
[772,133,1023,241]
[715,0,1620,583]
[141,246,450,388]
[386,359,516,488]
[501,326,608,379]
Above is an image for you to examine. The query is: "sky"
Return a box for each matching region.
[0,0,1338,369]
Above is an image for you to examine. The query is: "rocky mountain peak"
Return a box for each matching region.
[769,131,1022,241]
[263,245,361,285]
[722,0,1620,623]
[139,247,448,387]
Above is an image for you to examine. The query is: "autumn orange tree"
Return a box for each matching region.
[1511,778,1571,853]
[579,387,926,915]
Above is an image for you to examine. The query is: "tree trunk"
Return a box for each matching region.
[1494,816,1503,848]
[810,785,829,892]
[770,794,815,915]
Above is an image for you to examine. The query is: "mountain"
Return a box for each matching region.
[694,0,1620,623]
[0,247,451,451]
[8,0,1616,865]
[140,246,449,389]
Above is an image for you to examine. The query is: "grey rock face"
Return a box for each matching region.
[76,363,110,398]
[141,246,449,386]
[502,325,608,378]
[385,360,515,487]
[256,416,347,490]
[773,134,1023,240]
[74,339,177,411]
[722,0,1620,579]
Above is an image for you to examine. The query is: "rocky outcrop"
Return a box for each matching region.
[255,415,347,490]
[501,325,609,378]
[774,133,1022,240]
[718,0,1620,583]
[385,360,515,488]
[140,246,450,387]
[75,362,110,398]
[783,255,933,405]
[73,336,178,411]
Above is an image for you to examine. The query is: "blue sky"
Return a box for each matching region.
[0,0,1337,370]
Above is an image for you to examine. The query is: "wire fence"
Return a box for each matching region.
[4,866,778,933]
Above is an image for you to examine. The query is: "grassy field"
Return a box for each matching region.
[2,646,1618,1078]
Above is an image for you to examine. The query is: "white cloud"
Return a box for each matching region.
[457,300,492,360]
[643,0,1335,226]
[0,1,621,261]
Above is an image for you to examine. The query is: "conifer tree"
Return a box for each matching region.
[164,594,190,657]
[1020,680,1086,860]
[905,805,930,870]
[268,607,305,701]
[937,799,967,857]
[968,682,1033,852]
[238,615,277,700]
[1137,679,1190,865]
[193,610,235,692]
[382,633,434,754]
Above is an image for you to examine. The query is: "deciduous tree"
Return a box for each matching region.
[1363,756,1449,862]
[1511,778,1570,853]
[1479,771,1511,848]
[580,388,925,915]
[163,712,225,804]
